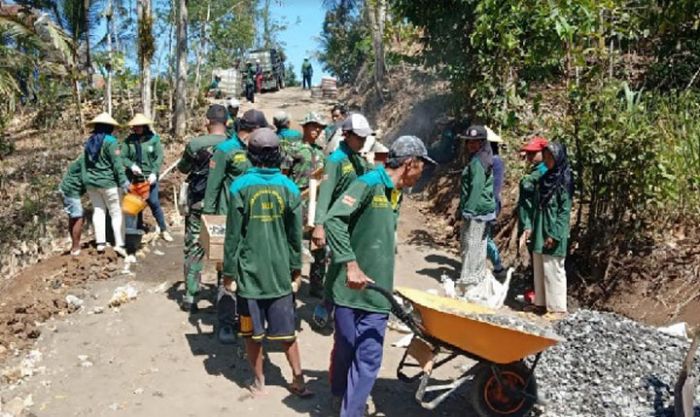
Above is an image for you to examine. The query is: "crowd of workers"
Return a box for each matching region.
[59,94,572,416]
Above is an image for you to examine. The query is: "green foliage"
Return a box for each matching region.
[285,63,300,87]
[202,0,257,68]
[318,1,371,84]
[389,0,700,234]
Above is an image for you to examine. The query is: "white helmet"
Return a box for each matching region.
[227,98,240,108]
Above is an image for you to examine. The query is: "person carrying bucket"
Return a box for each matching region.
[121,113,172,242]
[82,112,128,258]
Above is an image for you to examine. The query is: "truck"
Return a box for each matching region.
[242,48,286,92]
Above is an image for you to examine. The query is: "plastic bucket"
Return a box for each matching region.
[122,193,147,216]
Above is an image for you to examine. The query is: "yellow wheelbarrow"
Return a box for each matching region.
[367,284,563,417]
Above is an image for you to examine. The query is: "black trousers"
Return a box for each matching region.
[245,83,255,103]
[302,74,311,89]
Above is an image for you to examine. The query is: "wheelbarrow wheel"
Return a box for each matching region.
[470,361,537,417]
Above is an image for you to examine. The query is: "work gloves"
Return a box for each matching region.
[130,164,142,175]
[148,173,157,185]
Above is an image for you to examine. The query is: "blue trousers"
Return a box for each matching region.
[331,306,388,417]
[125,181,167,231]
[487,236,503,270]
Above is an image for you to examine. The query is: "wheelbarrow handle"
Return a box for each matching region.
[365,283,424,337]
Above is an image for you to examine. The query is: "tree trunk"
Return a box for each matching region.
[73,75,85,133]
[367,0,386,96]
[83,0,93,73]
[167,0,176,131]
[138,0,154,118]
[105,0,114,114]
[173,0,188,138]
[192,0,211,109]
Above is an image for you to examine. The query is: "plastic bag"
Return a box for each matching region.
[463,268,513,309]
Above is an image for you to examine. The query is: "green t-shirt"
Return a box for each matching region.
[120,133,164,179]
[60,157,86,198]
[222,168,303,299]
[314,141,370,225]
[82,134,128,189]
[459,157,496,217]
[531,186,572,258]
[518,162,547,235]
[324,166,401,313]
[202,135,251,215]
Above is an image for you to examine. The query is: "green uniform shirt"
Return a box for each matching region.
[314,142,370,225]
[202,135,251,215]
[60,157,86,198]
[459,158,496,217]
[278,128,303,143]
[286,141,325,189]
[301,61,313,76]
[531,186,572,257]
[325,166,401,313]
[176,134,227,175]
[120,133,164,179]
[518,162,547,235]
[222,168,303,299]
[245,66,255,86]
[82,134,128,189]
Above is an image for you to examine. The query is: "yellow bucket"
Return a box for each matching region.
[122,192,147,216]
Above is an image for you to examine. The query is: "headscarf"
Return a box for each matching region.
[539,142,574,207]
[469,139,493,174]
[84,124,114,163]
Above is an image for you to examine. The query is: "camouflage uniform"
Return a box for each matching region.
[287,112,329,296]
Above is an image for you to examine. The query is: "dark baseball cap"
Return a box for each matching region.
[390,135,436,165]
[459,125,488,140]
[239,109,269,131]
[247,127,280,150]
[206,104,228,124]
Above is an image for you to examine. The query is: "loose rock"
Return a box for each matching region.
[535,310,700,417]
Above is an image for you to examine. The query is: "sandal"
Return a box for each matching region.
[288,377,314,399]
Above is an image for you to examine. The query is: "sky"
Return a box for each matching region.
[271,0,332,84]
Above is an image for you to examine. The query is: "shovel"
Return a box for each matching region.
[674,329,700,417]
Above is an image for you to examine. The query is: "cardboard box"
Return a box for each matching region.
[200,215,226,261]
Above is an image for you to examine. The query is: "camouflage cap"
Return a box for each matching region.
[248,127,280,150]
[389,135,436,165]
[300,112,328,127]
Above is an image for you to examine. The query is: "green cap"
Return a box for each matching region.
[300,112,328,127]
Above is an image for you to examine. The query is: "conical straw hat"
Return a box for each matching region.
[127,113,154,127]
[86,112,120,127]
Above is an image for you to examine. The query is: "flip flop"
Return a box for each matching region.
[288,384,315,399]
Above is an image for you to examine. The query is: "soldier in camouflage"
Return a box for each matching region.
[285,112,328,298]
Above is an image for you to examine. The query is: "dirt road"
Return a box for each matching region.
[0,88,471,417]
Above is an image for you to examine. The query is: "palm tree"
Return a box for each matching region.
[0,4,75,117]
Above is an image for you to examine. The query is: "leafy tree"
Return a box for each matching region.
[318,0,370,84]
[284,62,299,87]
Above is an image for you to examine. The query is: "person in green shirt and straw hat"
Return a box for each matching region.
[121,113,172,242]
[82,112,128,258]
